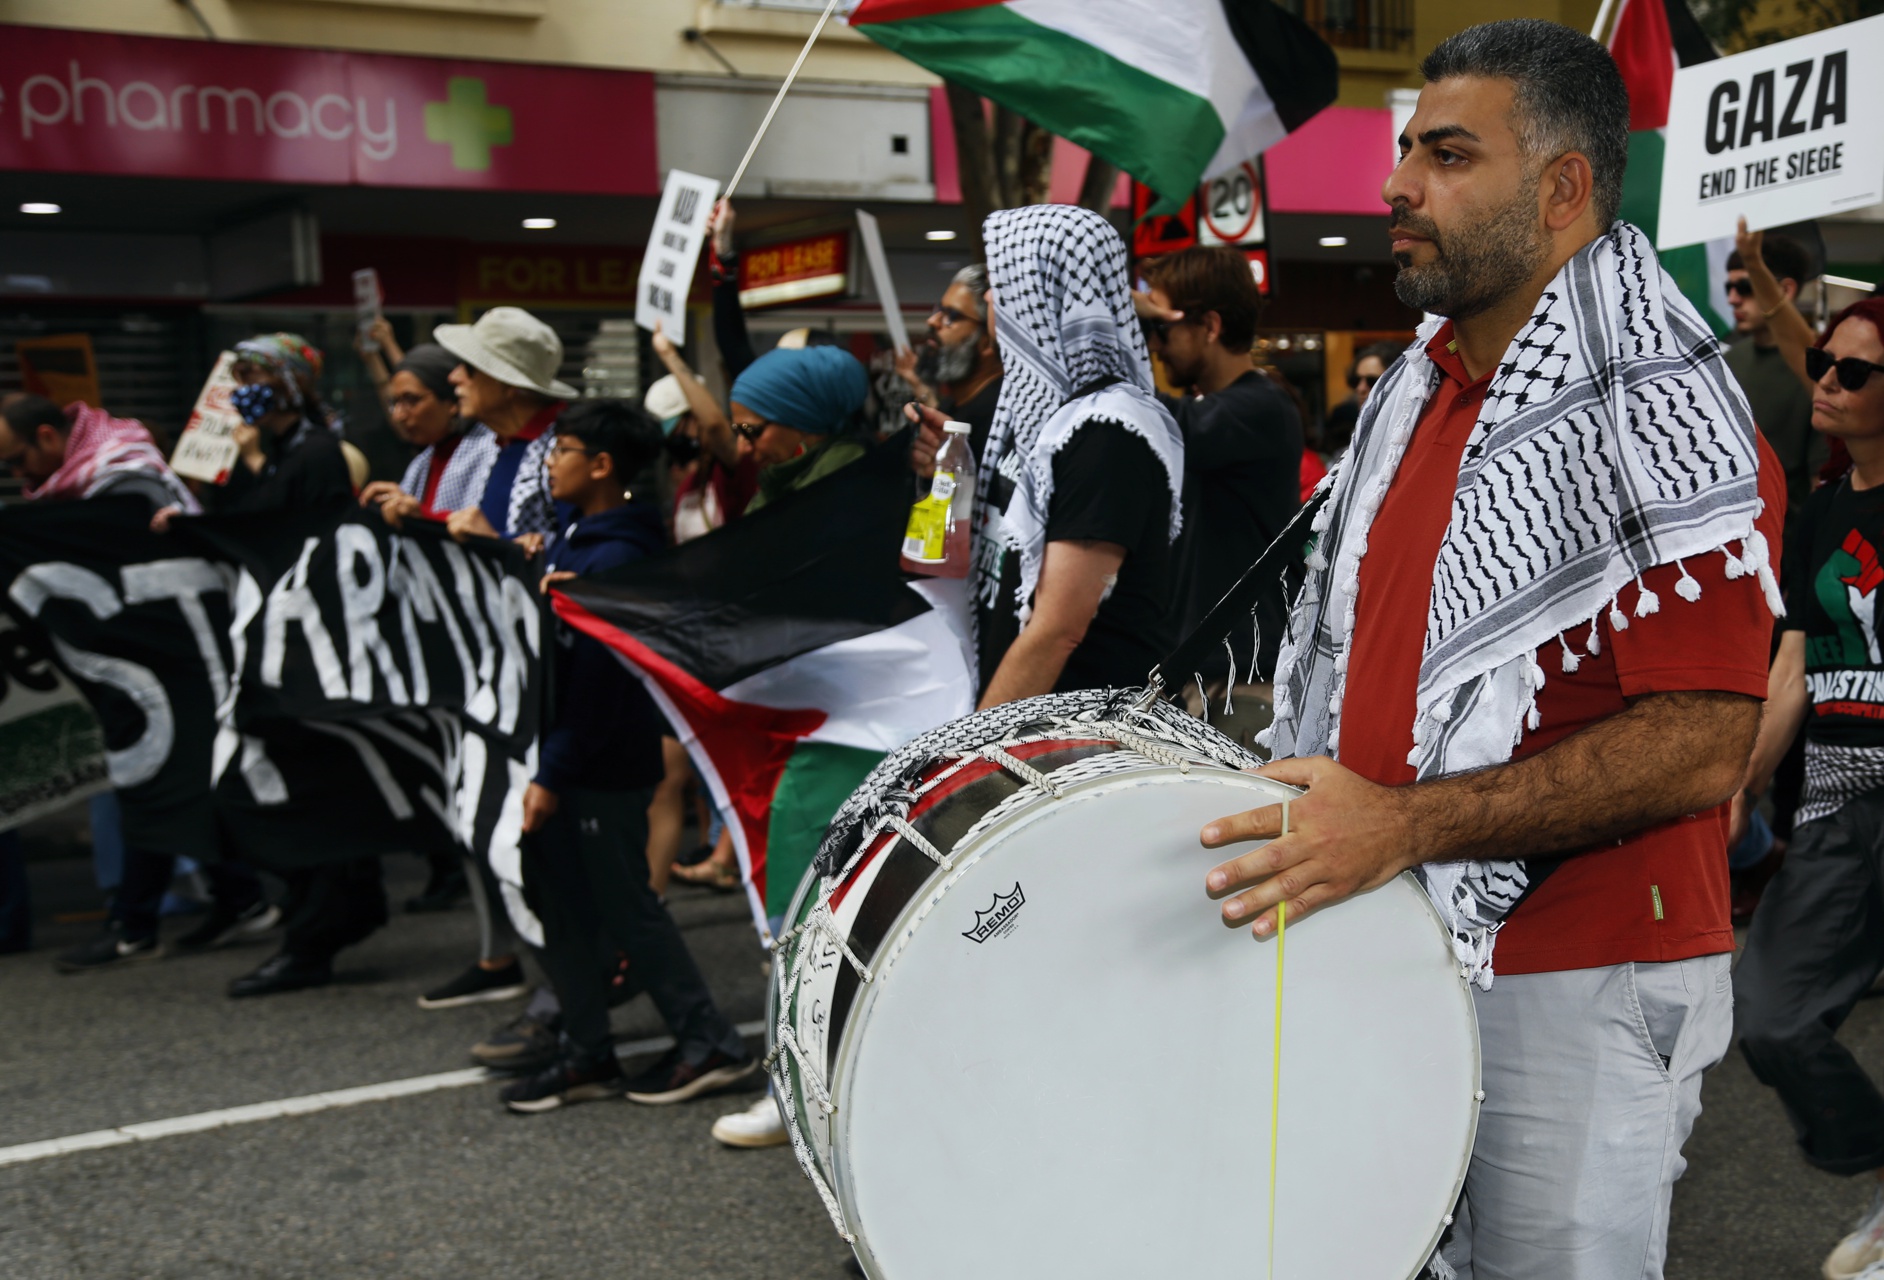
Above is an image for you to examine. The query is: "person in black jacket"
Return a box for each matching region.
[1141,247,1303,688]
[203,334,354,516]
[198,335,390,999]
[499,400,754,1113]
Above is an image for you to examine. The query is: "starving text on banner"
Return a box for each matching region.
[179,504,543,757]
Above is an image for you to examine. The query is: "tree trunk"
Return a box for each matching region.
[1017,119,1054,207]
[945,81,998,252]
[1077,157,1120,214]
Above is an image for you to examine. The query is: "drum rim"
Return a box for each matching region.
[801,763,1483,1280]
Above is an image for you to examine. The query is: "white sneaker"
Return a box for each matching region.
[710,1094,788,1149]
[1827,1186,1884,1280]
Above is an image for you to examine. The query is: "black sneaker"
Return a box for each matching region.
[500,1054,626,1114]
[471,1011,562,1073]
[624,1047,758,1105]
[227,952,332,998]
[55,926,161,974]
[404,866,468,914]
[418,958,529,1010]
[173,900,281,953]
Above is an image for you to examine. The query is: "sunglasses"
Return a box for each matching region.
[1805,346,1884,392]
[1724,278,1755,300]
[732,422,768,444]
[1347,373,1380,390]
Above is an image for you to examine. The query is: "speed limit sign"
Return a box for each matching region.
[1198,161,1266,247]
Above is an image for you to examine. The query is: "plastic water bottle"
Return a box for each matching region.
[900,420,975,579]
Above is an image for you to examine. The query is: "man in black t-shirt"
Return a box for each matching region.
[962,205,1184,706]
[1141,246,1303,681]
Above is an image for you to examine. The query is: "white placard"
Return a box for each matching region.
[854,209,910,354]
[635,169,722,346]
[170,351,243,485]
[1659,14,1884,250]
[352,267,383,351]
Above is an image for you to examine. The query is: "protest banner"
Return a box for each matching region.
[0,614,107,831]
[15,334,101,408]
[635,169,720,345]
[1658,14,1884,250]
[169,352,244,485]
[854,209,911,354]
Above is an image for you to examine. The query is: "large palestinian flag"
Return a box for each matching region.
[849,0,1338,210]
[1609,0,1733,336]
[553,432,976,939]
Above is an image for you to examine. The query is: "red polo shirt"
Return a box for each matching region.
[1337,324,1783,974]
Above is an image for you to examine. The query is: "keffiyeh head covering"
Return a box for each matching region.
[977,204,1183,621]
[731,346,869,436]
[24,401,198,512]
[234,333,323,408]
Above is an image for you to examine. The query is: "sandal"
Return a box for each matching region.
[671,859,740,892]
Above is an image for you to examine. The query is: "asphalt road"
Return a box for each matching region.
[2,815,1881,1279]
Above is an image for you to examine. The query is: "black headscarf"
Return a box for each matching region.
[394,343,458,403]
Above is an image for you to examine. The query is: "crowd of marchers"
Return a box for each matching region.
[1,122,1882,1277]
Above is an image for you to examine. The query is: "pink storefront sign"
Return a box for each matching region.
[1262,106,1395,216]
[0,24,659,195]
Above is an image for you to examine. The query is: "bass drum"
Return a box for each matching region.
[769,695,1479,1280]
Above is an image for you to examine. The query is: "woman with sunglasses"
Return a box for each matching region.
[1733,294,1884,1280]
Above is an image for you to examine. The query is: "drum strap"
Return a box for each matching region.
[1270,895,1287,1280]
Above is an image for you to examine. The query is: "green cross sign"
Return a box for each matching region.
[424,77,513,172]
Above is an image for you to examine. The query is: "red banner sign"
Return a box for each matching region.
[738,232,851,309]
[0,24,659,195]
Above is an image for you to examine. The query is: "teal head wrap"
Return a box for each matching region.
[729,346,869,436]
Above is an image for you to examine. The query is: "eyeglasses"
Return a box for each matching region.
[388,392,435,410]
[932,304,974,327]
[1805,346,1884,392]
[546,443,594,460]
[1724,278,1755,300]
[1141,315,1200,343]
[1347,373,1380,390]
[732,422,768,444]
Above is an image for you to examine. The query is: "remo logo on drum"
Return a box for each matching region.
[962,885,1026,943]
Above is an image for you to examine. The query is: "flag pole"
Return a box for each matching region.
[723,0,845,202]
[1590,0,1618,42]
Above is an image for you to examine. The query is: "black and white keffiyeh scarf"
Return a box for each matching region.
[399,423,500,516]
[977,205,1184,623]
[1262,222,1781,987]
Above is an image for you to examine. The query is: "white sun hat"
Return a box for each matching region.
[642,373,688,421]
[433,306,578,399]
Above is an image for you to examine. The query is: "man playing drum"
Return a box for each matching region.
[1202,21,1784,1279]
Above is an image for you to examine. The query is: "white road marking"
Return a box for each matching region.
[0,1019,768,1170]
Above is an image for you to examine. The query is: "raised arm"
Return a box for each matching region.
[1737,216,1820,391]
[651,321,736,468]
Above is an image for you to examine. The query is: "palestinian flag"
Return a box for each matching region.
[850,0,1338,210]
[1609,0,1734,336]
[552,432,976,940]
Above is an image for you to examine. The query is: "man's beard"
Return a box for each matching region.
[917,332,980,385]
[1390,188,1548,319]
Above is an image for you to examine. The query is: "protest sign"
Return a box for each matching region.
[169,352,244,485]
[1658,14,1884,250]
[15,334,101,408]
[352,268,383,352]
[855,209,911,354]
[635,169,720,345]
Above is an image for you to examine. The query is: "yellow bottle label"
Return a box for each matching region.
[902,470,955,562]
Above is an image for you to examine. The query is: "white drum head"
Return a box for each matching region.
[832,768,1478,1280]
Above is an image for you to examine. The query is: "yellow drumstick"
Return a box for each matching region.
[1269,800,1289,1280]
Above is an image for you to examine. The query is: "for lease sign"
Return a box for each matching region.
[1658,14,1884,250]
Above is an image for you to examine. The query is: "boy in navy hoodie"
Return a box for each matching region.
[500,400,754,1113]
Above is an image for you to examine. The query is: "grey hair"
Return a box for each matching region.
[951,263,990,321]
[1419,19,1630,230]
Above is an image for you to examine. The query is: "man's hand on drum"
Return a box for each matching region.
[1199,756,1417,939]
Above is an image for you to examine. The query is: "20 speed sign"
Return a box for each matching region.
[1198,161,1266,247]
